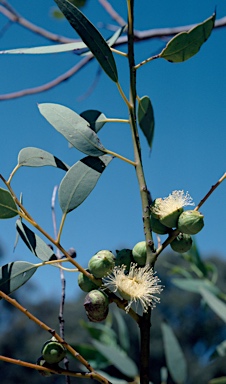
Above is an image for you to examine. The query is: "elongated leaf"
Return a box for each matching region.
[209,378,226,384]
[79,25,126,56]
[0,188,18,219]
[160,13,215,62]
[18,147,69,171]
[0,41,86,55]
[200,288,226,323]
[16,220,57,261]
[38,103,105,156]
[92,340,138,378]
[80,110,107,132]
[54,0,118,82]
[172,278,220,295]
[0,261,37,295]
[59,155,112,213]
[161,322,187,384]
[138,96,155,148]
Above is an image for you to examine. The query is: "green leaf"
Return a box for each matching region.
[59,155,112,213]
[138,96,155,148]
[54,0,118,82]
[0,188,18,219]
[200,288,226,323]
[210,340,226,360]
[161,322,187,384]
[0,41,87,55]
[16,220,57,262]
[92,340,138,378]
[0,261,37,295]
[80,110,107,132]
[172,278,220,295]
[159,13,215,62]
[38,103,106,157]
[73,344,109,369]
[18,147,69,171]
[80,320,118,346]
[209,378,226,384]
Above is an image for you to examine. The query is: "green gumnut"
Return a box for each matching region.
[150,215,169,235]
[78,269,101,292]
[160,207,183,228]
[177,210,204,235]
[115,249,133,270]
[170,233,193,253]
[84,289,109,322]
[41,337,66,364]
[132,241,146,266]
[88,250,115,278]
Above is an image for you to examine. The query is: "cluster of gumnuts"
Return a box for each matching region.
[37,201,204,368]
[150,198,204,253]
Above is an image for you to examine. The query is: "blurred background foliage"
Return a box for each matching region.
[1,249,226,384]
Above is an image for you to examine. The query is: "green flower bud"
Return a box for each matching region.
[78,269,102,292]
[41,337,66,364]
[115,249,133,270]
[150,215,169,235]
[84,289,109,322]
[177,210,204,235]
[170,233,193,253]
[88,250,115,278]
[132,241,146,266]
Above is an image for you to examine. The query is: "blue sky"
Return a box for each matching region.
[0,0,225,300]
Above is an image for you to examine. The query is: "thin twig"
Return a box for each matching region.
[0,55,93,100]
[195,172,226,211]
[98,0,126,26]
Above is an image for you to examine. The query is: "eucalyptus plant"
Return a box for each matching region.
[0,1,226,384]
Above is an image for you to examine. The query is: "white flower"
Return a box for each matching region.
[104,263,163,313]
[152,190,194,218]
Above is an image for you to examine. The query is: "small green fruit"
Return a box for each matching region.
[41,337,66,364]
[132,241,146,266]
[78,269,101,292]
[150,215,169,235]
[115,249,133,270]
[177,210,204,235]
[84,289,109,322]
[88,250,115,278]
[170,233,193,253]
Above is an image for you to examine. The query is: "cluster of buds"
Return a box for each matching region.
[78,244,163,319]
[150,190,204,253]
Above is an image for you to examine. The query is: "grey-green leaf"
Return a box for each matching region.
[38,103,106,156]
[0,41,87,55]
[16,220,57,262]
[138,96,155,148]
[159,13,215,62]
[18,147,69,171]
[0,188,18,219]
[59,155,112,213]
[54,0,118,82]
[172,278,220,295]
[0,261,37,295]
[200,288,226,323]
[161,322,187,384]
[80,110,107,132]
[92,340,138,378]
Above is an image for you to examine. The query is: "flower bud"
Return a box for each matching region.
[41,337,66,364]
[78,269,102,292]
[150,215,169,235]
[115,249,133,270]
[132,241,146,266]
[84,289,109,322]
[88,250,115,278]
[177,210,204,235]
[170,233,193,253]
